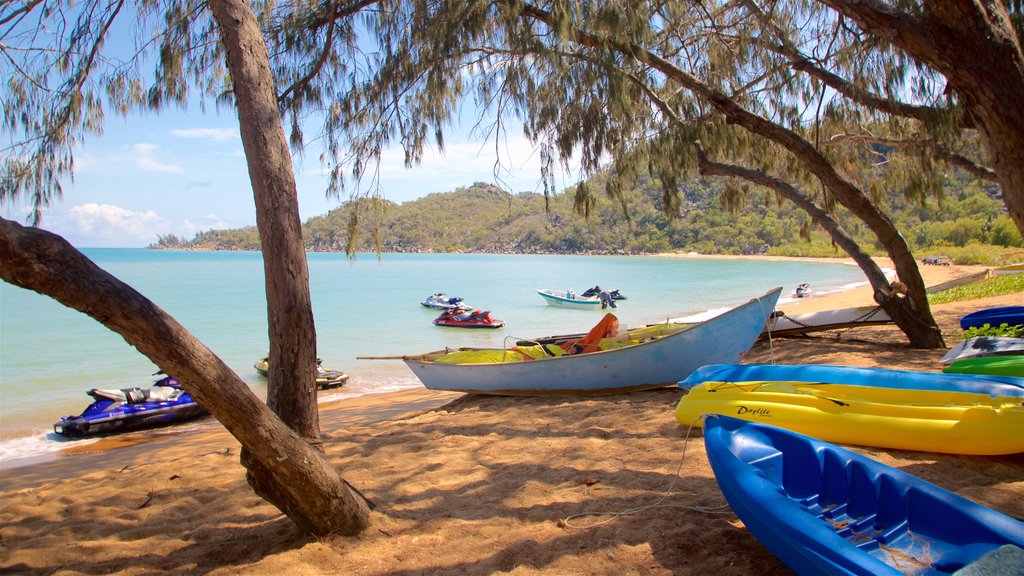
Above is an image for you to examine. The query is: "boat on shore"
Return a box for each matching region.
[678,362,1024,397]
[944,354,1024,377]
[398,287,781,395]
[703,415,1024,576]
[761,306,892,338]
[54,375,207,438]
[942,336,1024,364]
[676,380,1024,454]
[960,305,1024,330]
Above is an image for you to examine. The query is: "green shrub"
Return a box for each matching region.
[928,273,1024,305]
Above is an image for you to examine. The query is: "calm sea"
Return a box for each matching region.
[0,249,871,465]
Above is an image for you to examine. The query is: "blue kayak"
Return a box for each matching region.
[960,305,1024,330]
[703,415,1024,576]
[678,363,1024,397]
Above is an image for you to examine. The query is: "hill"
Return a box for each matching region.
[153,174,1022,263]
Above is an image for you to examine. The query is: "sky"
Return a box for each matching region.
[1,104,564,248]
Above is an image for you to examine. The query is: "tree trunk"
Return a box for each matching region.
[207,0,321,443]
[821,0,1024,235]
[696,148,944,347]
[514,1,945,348]
[0,218,370,535]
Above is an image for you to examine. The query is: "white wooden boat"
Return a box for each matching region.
[401,287,781,395]
[536,288,604,309]
[762,305,892,338]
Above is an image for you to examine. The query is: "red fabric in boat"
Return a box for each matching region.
[564,313,619,355]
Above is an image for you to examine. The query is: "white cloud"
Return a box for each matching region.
[181,214,232,237]
[169,128,239,142]
[130,143,184,174]
[44,203,171,247]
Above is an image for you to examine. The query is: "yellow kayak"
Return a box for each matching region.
[675,381,1024,455]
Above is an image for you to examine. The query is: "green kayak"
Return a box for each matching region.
[944,354,1024,377]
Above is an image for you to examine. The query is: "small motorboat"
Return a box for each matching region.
[794,283,812,298]
[433,308,505,329]
[54,375,207,438]
[255,357,350,389]
[537,287,622,309]
[421,292,471,310]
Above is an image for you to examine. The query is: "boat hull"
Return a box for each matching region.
[944,354,1024,377]
[55,399,207,438]
[433,319,505,329]
[942,336,1024,364]
[676,381,1024,455]
[703,415,1024,576]
[536,289,603,309]
[763,306,892,338]
[960,305,1024,330]
[404,288,781,395]
[678,363,1024,397]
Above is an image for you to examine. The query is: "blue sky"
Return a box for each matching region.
[1,104,563,248]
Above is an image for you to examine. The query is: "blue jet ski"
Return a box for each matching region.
[54,375,208,438]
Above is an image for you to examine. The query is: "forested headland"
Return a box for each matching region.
[152,171,1021,265]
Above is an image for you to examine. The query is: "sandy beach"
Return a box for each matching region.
[1,260,1021,575]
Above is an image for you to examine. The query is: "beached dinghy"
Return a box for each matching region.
[678,363,1024,397]
[960,305,1024,330]
[942,336,1024,364]
[676,381,1024,454]
[398,287,781,395]
[703,415,1024,576]
[54,375,207,438]
[761,306,892,338]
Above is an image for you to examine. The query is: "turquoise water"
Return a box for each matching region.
[0,249,871,463]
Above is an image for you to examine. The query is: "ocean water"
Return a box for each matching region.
[0,249,871,465]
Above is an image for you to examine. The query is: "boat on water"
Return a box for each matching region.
[703,415,1024,576]
[678,363,1024,397]
[960,305,1024,330]
[944,354,1024,377]
[536,288,605,309]
[762,305,892,338]
[421,292,471,310]
[398,287,781,395]
[54,375,207,438]
[942,336,1024,364]
[676,380,1024,454]
[254,357,350,389]
[433,308,505,329]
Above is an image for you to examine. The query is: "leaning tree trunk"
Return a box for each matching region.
[513,2,945,348]
[821,0,1024,235]
[0,218,370,536]
[695,147,945,348]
